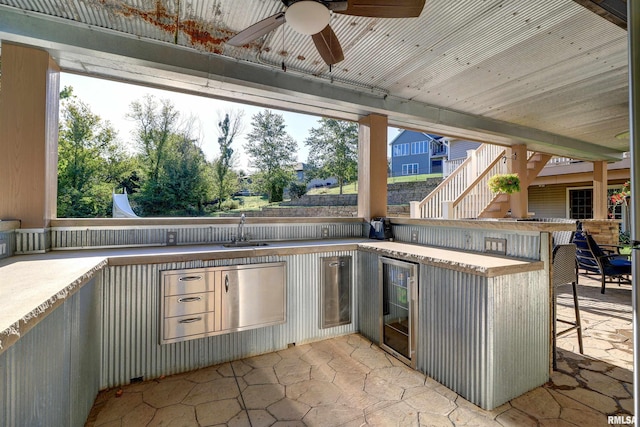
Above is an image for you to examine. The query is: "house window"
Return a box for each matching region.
[431,141,447,156]
[402,163,419,175]
[411,140,429,155]
[569,189,592,219]
[568,185,627,221]
[393,143,410,157]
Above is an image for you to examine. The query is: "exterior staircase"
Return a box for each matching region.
[410,145,551,219]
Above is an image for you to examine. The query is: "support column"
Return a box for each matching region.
[0,43,60,228]
[509,144,528,218]
[592,161,608,219]
[627,0,640,419]
[357,114,388,220]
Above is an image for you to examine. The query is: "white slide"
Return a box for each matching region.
[112,189,139,218]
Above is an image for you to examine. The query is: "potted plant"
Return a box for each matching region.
[488,173,521,194]
[610,180,630,206]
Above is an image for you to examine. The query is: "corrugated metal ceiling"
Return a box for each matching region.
[0,0,630,158]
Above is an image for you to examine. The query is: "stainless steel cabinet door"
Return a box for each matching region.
[220,262,286,331]
[319,256,352,329]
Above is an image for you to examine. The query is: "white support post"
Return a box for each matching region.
[410,201,420,219]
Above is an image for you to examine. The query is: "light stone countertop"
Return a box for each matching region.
[359,241,543,277]
[0,238,543,355]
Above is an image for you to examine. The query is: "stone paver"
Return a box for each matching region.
[85,276,633,426]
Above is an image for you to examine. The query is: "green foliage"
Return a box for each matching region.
[305,118,358,195]
[289,181,307,199]
[212,112,243,208]
[57,94,132,217]
[128,95,213,216]
[220,199,240,211]
[620,230,631,245]
[488,173,520,194]
[244,110,298,203]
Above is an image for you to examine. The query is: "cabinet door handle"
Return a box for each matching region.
[179,317,202,324]
[329,261,340,267]
[178,275,202,282]
[225,274,229,293]
[178,296,202,303]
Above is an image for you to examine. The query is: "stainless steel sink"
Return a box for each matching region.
[222,242,269,248]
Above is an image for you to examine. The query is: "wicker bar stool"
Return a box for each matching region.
[552,243,583,369]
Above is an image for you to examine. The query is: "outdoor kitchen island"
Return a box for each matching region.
[0,218,562,424]
[358,240,547,410]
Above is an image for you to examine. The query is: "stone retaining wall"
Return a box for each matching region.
[283,178,441,207]
[219,205,410,218]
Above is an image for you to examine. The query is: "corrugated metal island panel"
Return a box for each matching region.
[357,250,380,344]
[418,266,548,410]
[100,250,358,388]
[0,276,101,427]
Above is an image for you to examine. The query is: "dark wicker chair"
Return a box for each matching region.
[572,230,631,294]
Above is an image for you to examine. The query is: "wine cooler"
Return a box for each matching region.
[379,257,418,368]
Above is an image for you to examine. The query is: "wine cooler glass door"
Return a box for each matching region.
[380,257,417,367]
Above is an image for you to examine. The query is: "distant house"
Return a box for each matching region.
[389,130,481,177]
[294,162,337,189]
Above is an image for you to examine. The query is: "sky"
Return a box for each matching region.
[61,73,400,171]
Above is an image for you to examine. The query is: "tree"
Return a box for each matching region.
[244,110,298,203]
[213,111,243,209]
[58,93,130,217]
[128,96,214,216]
[128,95,177,214]
[163,132,213,215]
[305,118,358,194]
[127,95,179,213]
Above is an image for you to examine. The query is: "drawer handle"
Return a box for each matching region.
[329,261,340,267]
[178,275,202,282]
[179,317,202,324]
[178,296,202,303]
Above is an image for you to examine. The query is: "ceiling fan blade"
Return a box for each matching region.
[338,0,426,18]
[312,25,345,65]
[227,12,286,46]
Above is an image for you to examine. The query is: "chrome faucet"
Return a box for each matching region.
[237,213,246,242]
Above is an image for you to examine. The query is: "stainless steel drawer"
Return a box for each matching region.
[162,269,212,295]
[164,292,215,318]
[163,312,215,341]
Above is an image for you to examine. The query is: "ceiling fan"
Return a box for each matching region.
[227,0,426,66]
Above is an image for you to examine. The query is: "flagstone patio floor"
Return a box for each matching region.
[85,275,633,426]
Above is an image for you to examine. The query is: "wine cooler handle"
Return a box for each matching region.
[410,277,417,302]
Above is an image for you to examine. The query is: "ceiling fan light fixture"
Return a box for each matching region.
[285,1,330,35]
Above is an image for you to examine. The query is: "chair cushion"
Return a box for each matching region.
[610,258,631,268]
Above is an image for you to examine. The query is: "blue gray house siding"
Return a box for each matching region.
[449,140,481,160]
[390,130,445,177]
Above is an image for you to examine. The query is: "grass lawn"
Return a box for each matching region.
[620,246,632,255]
[233,195,272,210]
[307,173,442,195]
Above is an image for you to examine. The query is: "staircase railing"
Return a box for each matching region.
[446,151,509,219]
[412,144,506,218]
